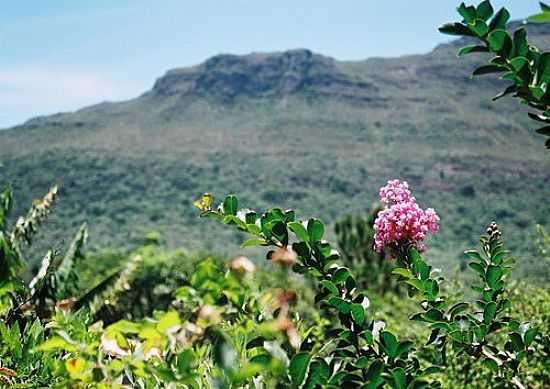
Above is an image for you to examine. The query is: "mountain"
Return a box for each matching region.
[1,23,549,279]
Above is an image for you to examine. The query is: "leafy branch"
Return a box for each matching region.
[440,1,550,149]
[195,193,440,388]
[391,223,537,388]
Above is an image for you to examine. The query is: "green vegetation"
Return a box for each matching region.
[440,1,550,148]
[0,1,548,387]
[0,182,548,387]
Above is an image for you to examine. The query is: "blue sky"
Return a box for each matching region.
[0,1,540,127]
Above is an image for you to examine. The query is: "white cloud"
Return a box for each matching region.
[0,66,141,128]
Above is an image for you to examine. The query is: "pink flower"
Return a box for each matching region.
[379,179,414,206]
[374,180,439,252]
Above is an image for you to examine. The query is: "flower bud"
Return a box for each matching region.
[270,246,297,267]
[230,256,256,274]
[276,288,297,305]
[486,221,501,241]
[197,305,222,326]
[55,298,75,312]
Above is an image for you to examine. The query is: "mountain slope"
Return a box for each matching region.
[1,24,549,279]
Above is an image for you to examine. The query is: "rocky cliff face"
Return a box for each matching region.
[150,49,378,102]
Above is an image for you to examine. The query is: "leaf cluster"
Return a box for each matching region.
[440,1,550,148]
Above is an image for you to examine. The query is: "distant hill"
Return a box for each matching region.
[1,23,549,280]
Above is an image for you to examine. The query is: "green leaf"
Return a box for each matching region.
[528,112,550,123]
[484,301,497,324]
[350,304,366,325]
[469,19,489,37]
[493,250,510,267]
[482,358,498,371]
[380,331,398,358]
[538,52,550,83]
[409,247,422,262]
[487,29,509,51]
[392,267,413,279]
[524,328,537,346]
[509,56,528,72]
[246,223,261,234]
[241,238,267,248]
[439,22,476,37]
[431,322,451,331]
[425,280,440,299]
[458,45,489,56]
[289,352,311,388]
[464,250,484,262]
[449,302,469,319]
[477,0,494,21]
[473,65,507,76]
[271,221,288,244]
[528,12,550,23]
[307,219,324,242]
[332,267,351,284]
[413,259,430,281]
[423,366,444,376]
[395,340,414,357]
[213,335,237,370]
[34,336,78,352]
[250,353,272,365]
[486,265,503,289]
[355,356,370,369]
[328,297,351,314]
[364,359,384,382]
[157,311,181,332]
[513,28,528,57]
[108,320,141,334]
[501,71,520,82]
[489,8,510,31]
[406,278,424,291]
[468,262,485,276]
[474,325,489,342]
[532,84,548,102]
[536,126,550,135]
[424,308,444,322]
[509,332,524,352]
[319,280,338,295]
[245,211,257,224]
[541,2,550,12]
[288,221,309,243]
[458,3,477,23]
[284,210,296,223]
[392,367,407,389]
[223,195,238,216]
[327,371,347,385]
[304,360,330,389]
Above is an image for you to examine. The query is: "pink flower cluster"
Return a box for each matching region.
[379,179,414,206]
[374,180,439,252]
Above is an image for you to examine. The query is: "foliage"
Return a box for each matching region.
[0,185,58,315]
[0,1,548,387]
[193,187,549,388]
[440,0,550,148]
[0,181,547,387]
